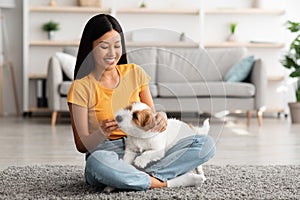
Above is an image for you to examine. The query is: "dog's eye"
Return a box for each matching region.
[132,112,138,120]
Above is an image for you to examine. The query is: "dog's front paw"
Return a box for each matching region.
[103,186,115,193]
[195,165,207,182]
[134,156,150,168]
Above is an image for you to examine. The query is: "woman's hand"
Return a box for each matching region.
[151,111,168,132]
[99,119,119,138]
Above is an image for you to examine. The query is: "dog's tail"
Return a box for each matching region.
[192,118,210,135]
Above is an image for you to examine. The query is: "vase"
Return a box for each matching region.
[179,33,186,42]
[288,102,300,123]
[48,0,56,6]
[77,0,102,7]
[48,31,55,40]
[227,33,238,42]
[252,0,261,8]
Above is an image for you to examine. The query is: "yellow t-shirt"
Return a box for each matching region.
[67,63,150,140]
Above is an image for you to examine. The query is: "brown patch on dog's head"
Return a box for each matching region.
[132,109,156,131]
[124,104,132,111]
[124,101,140,111]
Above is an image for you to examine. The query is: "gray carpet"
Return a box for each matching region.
[0,165,299,199]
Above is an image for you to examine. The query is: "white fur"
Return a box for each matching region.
[103,102,209,193]
[116,102,210,168]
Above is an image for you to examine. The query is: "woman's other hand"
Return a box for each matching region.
[151,111,168,132]
[99,119,119,137]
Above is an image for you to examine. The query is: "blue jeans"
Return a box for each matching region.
[84,135,216,191]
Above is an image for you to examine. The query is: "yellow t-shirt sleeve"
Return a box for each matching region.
[67,80,89,108]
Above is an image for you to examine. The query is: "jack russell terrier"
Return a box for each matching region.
[103,102,210,193]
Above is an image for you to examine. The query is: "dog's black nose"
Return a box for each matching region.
[116,115,123,123]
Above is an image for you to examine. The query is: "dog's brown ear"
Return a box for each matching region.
[133,109,156,131]
[142,110,156,131]
[125,101,138,111]
[124,104,132,111]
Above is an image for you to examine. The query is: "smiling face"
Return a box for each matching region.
[92,30,122,71]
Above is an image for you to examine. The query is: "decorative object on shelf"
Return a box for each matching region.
[48,0,56,7]
[41,20,59,40]
[227,22,238,42]
[252,0,261,8]
[281,20,300,123]
[77,0,102,7]
[139,0,147,8]
[179,32,186,42]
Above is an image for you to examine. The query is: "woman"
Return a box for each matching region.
[67,14,216,191]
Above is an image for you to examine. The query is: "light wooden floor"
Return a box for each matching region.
[1,114,300,170]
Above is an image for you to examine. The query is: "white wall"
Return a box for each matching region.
[2,0,300,115]
[1,0,23,115]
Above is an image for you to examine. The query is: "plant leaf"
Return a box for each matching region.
[290,69,300,78]
[282,55,297,69]
[287,20,300,32]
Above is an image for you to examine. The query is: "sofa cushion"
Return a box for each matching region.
[63,47,78,57]
[149,83,158,97]
[127,47,157,83]
[157,82,255,97]
[127,47,158,97]
[55,52,76,80]
[206,48,248,79]
[156,47,247,83]
[59,81,72,96]
[157,48,216,82]
[224,56,255,82]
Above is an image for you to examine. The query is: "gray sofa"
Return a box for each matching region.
[47,47,266,126]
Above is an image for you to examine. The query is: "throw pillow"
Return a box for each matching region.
[55,52,76,80]
[224,56,255,82]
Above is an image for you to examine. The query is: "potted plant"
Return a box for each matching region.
[281,20,300,123]
[42,20,59,40]
[139,0,147,8]
[179,32,186,42]
[227,23,238,42]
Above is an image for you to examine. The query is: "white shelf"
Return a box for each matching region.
[205,42,285,48]
[117,8,199,15]
[126,41,198,48]
[29,40,198,48]
[28,74,47,79]
[206,8,285,15]
[28,107,52,112]
[114,8,285,15]
[32,6,281,16]
[30,6,111,13]
[267,76,285,81]
[30,40,80,47]
[29,40,284,49]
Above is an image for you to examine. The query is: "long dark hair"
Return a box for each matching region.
[74,14,128,79]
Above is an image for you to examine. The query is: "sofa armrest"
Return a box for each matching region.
[250,59,267,110]
[47,56,63,111]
